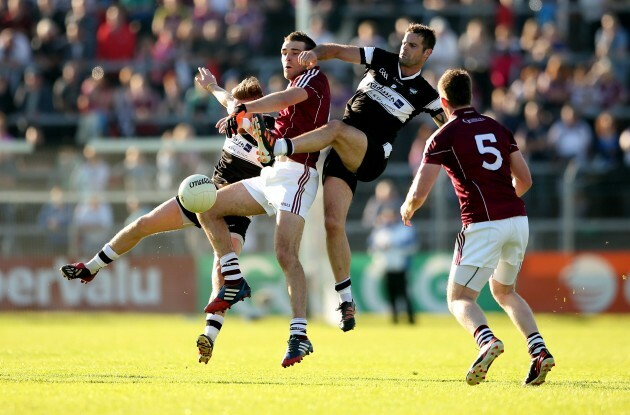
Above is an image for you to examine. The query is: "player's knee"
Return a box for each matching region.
[130,215,152,237]
[490,282,515,305]
[324,212,345,236]
[275,248,297,270]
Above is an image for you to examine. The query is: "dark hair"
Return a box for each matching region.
[438,69,472,107]
[284,31,317,51]
[406,23,436,50]
[231,76,264,100]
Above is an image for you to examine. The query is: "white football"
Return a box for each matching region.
[178,174,217,213]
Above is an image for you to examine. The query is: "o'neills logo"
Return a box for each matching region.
[189,177,211,188]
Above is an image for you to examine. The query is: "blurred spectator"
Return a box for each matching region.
[0,0,35,36]
[514,101,550,162]
[96,5,138,63]
[362,179,402,228]
[0,112,14,140]
[595,13,628,79]
[536,53,572,112]
[569,64,594,112]
[120,146,154,191]
[388,16,411,50]
[458,19,492,109]
[547,104,593,166]
[495,0,515,31]
[592,111,622,170]
[75,75,113,143]
[367,207,417,325]
[0,28,33,88]
[35,0,67,34]
[13,66,54,116]
[64,20,95,62]
[509,64,540,106]
[425,16,459,77]
[158,71,186,116]
[224,0,264,50]
[530,22,568,63]
[408,123,436,176]
[588,58,625,110]
[519,18,540,56]
[490,24,521,89]
[119,0,155,36]
[152,0,190,39]
[69,145,110,196]
[124,72,161,136]
[65,0,98,64]
[350,19,387,49]
[31,18,67,85]
[70,193,113,256]
[52,61,82,113]
[37,186,73,254]
[309,14,335,45]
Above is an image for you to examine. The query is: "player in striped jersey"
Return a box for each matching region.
[60,75,269,364]
[401,69,554,386]
[197,32,331,368]
[253,23,447,332]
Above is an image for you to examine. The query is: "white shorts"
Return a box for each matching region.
[241,159,319,219]
[451,216,528,290]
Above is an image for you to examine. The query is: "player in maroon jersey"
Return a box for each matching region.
[196,31,330,368]
[401,69,555,386]
[233,23,447,333]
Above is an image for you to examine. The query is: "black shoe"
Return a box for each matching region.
[337,301,356,332]
[60,262,98,283]
[281,335,313,368]
[524,349,555,386]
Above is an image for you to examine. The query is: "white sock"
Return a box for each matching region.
[219,252,242,282]
[335,277,353,303]
[289,318,308,337]
[204,314,225,342]
[85,244,120,274]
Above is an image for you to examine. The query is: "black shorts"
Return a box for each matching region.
[175,196,251,242]
[322,134,390,193]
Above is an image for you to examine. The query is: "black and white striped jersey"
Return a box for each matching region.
[343,47,442,145]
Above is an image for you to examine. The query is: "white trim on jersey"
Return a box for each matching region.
[363,47,375,64]
[397,64,423,81]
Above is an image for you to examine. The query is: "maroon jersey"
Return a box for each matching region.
[273,67,330,169]
[424,107,526,224]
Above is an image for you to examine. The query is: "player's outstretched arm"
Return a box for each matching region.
[195,67,234,110]
[400,162,441,226]
[298,44,362,68]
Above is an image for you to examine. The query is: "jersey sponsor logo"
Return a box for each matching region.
[222,135,262,166]
[463,117,486,124]
[359,73,414,122]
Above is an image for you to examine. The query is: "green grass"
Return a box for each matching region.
[0,313,629,415]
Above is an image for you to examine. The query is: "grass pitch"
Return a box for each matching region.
[1,312,628,415]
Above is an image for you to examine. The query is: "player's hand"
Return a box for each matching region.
[195,67,218,91]
[400,201,415,227]
[226,103,247,138]
[216,116,229,134]
[298,50,317,69]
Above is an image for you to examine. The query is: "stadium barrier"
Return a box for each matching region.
[1,252,628,314]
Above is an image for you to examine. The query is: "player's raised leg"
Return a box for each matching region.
[60,198,188,283]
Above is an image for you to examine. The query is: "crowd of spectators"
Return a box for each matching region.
[1,0,630,245]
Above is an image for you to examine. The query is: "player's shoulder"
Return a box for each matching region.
[295,66,328,87]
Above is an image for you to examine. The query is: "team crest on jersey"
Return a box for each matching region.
[379,68,388,80]
[409,88,418,94]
